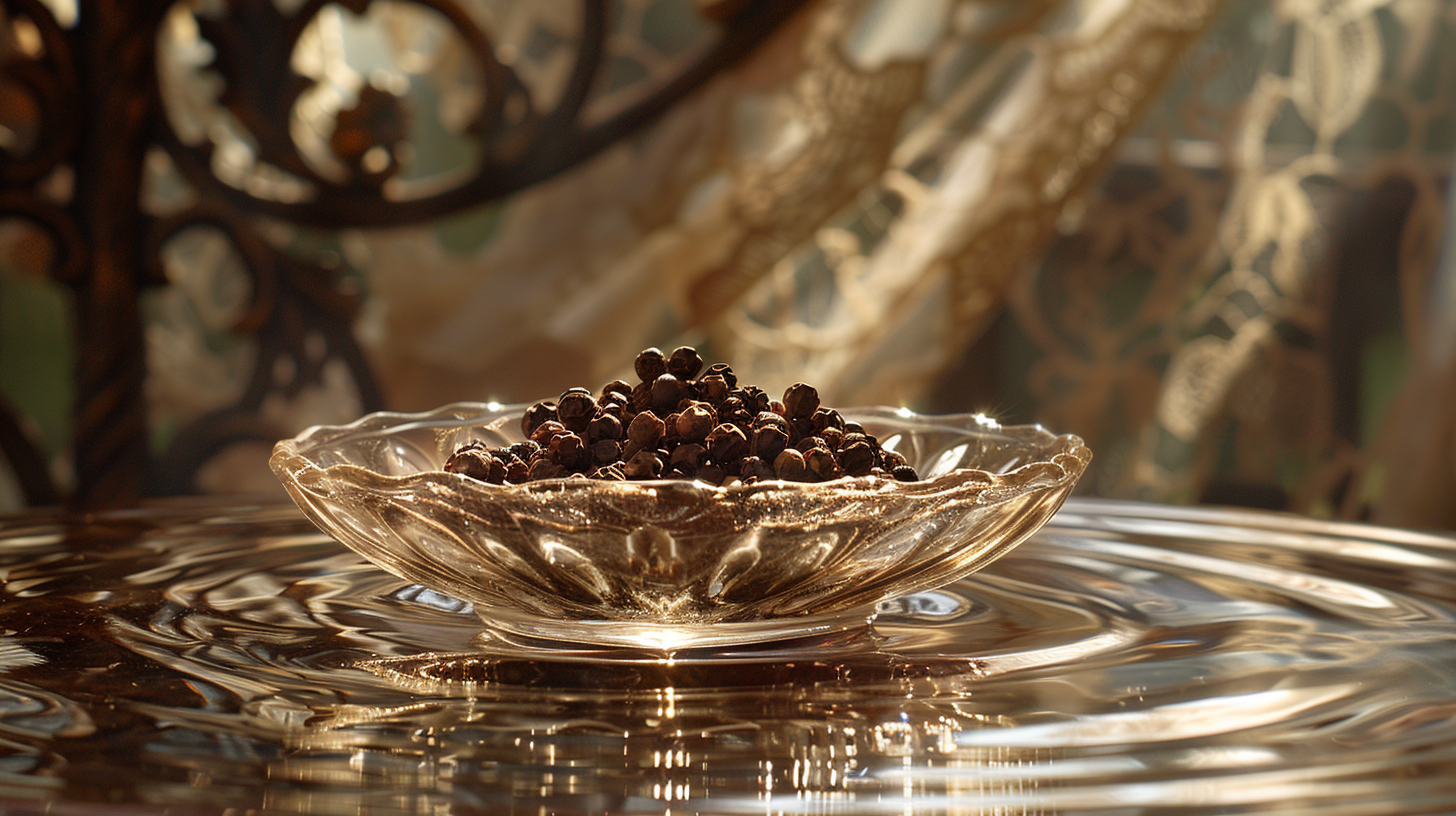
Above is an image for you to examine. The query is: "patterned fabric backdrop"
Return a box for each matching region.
[2,0,1455,527]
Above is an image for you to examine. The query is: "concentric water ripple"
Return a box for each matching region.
[0,498,1454,813]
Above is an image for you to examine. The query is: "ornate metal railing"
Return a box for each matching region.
[0,0,805,506]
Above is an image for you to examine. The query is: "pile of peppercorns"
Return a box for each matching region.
[443,346,920,486]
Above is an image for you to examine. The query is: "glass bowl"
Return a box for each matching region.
[270,403,1090,650]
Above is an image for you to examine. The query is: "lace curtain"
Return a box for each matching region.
[3,0,1454,526]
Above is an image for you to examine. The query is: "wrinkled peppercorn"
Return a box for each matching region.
[635,348,667,382]
[624,449,663,479]
[891,465,920,482]
[445,346,924,486]
[556,391,596,432]
[587,413,622,443]
[706,423,749,463]
[444,446,493,481]
[774,448,808,481]
[627,411,666,447]
[522,403,557,437]
[676,403,716,442]
[783,383,819,419]
[650,374,690,415]
[751,424,789,461]
[667,346,704,380]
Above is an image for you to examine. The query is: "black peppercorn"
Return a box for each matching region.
[530,420,567,446]
[805,446,841,481]
[705,362,737,388]
[820,426,843,450]
[587,413,623,443]
[556,391,596,432]
[891,464,920,482]
[718,396,752,427]
[670,443,707,474]
[591,438,622,464]
[697,374,729,406]
[740,385,772,414]
[550,432,588,471]
[773,448,808,481]
[623,449,663,479]
[627,411,666,447]
[528,459,567,480]
[650,374,690,415]
[521,402,557,437]
[444,447,492,481]
[629,382,653,413]
[811,407,844,433]
[601,379,633,399]
[676,403,717,442]
[667,346,704,379]
[751,424,789,461]
[706,423,749,462]
[446,345,924,485]
[782,383,819,419]
[839,441,875,476]
[635,348,667,382]
[740,455,776,482]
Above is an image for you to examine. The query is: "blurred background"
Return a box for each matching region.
[2,0,1455,528]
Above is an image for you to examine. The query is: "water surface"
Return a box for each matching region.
[0,499,1454,813]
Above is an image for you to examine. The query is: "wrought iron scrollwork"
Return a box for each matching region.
[0,0,805,506]
[159,0,805,227]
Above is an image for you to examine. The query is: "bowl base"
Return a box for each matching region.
[476,604,881,654]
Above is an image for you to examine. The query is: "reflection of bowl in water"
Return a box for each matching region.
[270,403,1090,649]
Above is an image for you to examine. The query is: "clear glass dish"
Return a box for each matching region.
[270,402,1090,649]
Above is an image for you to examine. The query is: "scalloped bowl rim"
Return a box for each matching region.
[270,402,1092,499]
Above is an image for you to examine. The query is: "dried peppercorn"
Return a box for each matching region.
[839,441,875,476]
[751,424,789,461]
[624,449,663,479]
[650,374,691,415]
[522,403,557,437]
[670,443,707,474]
[587,413,623,443]
[627,411,666,447]
[891,465,920,482]
[805,447,842,481]
[444,446,493,481]
[774,448,808,481]
[550,433,588,470]
[697,374,730,406]
[445,346,924,486]
[667,346,704,379]
[556,390,596,432]
[591,438,621,464]
[706,423,749,463]
[704,362,737,388]
[740,455,775,482]
[676,403,717,442]
[530,420,567,446]
[782,383,819,419]
[635,348,667,383]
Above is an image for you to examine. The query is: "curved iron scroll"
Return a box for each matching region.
[0,0,807,506]
[161,0,808,228]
